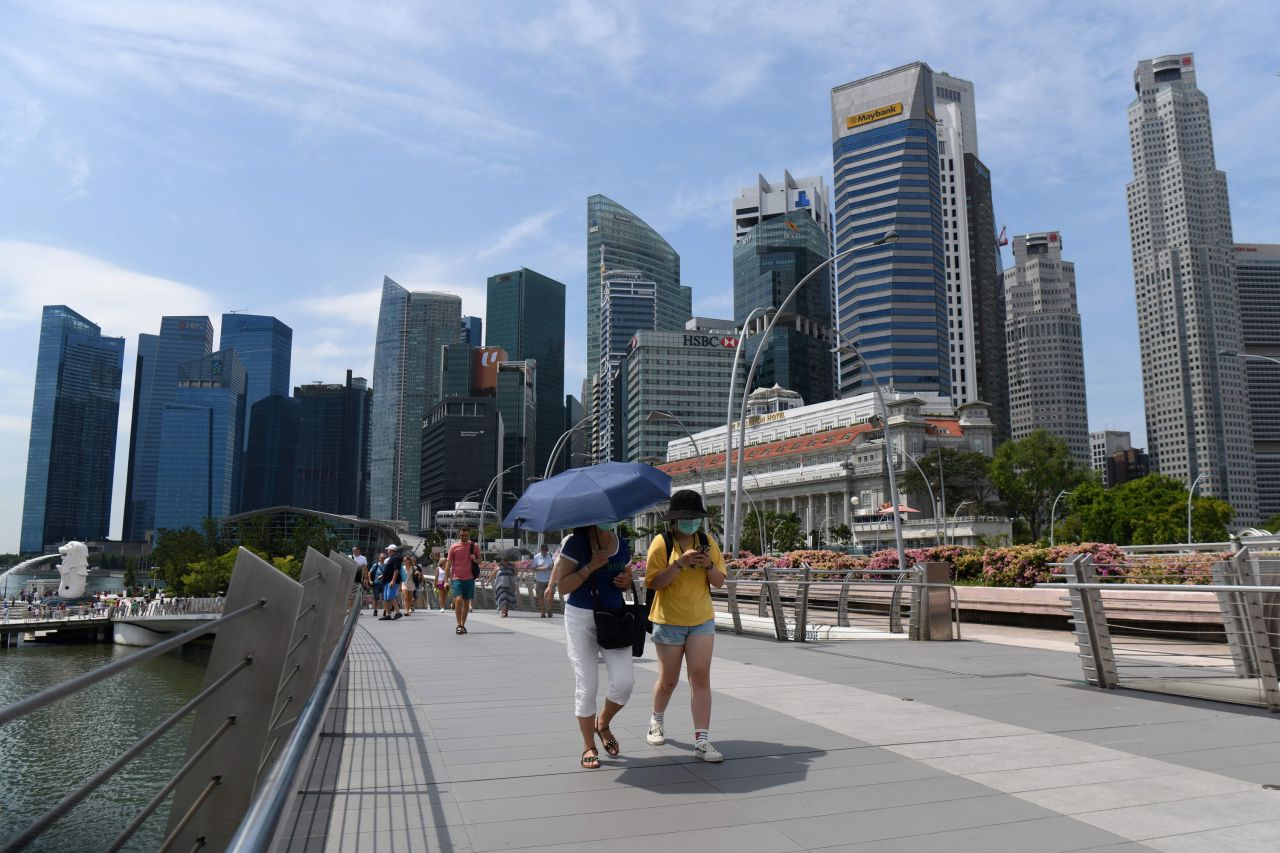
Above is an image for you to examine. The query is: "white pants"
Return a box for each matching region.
[564,603,634,718]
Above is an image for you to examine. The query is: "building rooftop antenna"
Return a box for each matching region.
[228,307,248,314]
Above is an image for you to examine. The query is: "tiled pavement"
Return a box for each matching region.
[280,608,1280,852]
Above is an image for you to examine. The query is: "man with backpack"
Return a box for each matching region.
[445,528,481,635]
[380,545,404,621]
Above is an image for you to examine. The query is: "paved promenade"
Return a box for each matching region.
[282,607,1280,852]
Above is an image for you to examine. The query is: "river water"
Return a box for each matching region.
[0,639,208,852]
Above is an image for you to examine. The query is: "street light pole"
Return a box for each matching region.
[948,500,971,546]
[902,451,942,545]
[646,410,705,496]
[830,329,907,574]
[1188,472,1205,545]
[730,230,899,556]
[722,306,769,553]
[480,463,522,552]
[546,416,591,481]
[1049,489,1071,547]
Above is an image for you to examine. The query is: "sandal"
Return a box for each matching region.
[580,748,600,769]
[596,724,619,757]
[455,626,464,635]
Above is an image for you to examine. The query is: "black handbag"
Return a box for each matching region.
[590,581,643,650]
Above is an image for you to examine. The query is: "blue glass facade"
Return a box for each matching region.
[219,313,291,452]
[20,306,125,553]
[241,394,299,512]
[123,316,213,541]
[831,65,949,397]
[293,372,372,517]
[486,268,565,477]
[460,316,483,347]
[154,350,246,532]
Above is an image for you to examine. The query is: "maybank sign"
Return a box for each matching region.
[846,102,903,130]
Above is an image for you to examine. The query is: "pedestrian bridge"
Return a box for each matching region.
[279,607,1280,852]
[3,549,1279,852]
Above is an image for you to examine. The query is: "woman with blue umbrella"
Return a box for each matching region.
[508,462,670,769]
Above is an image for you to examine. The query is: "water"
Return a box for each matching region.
[0,640,209,851]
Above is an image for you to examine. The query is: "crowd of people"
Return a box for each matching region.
[354,489,727,770]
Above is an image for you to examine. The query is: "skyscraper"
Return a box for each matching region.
[219,313,291,447]
[733,171,831,238]
[370,277,461,526]
[293,371,372,517]
[496,359,537,502]
[486,268,566,477]
[830,63,949,398]
[1126,53,1258,522]
[562,394,585,471]
[1004,232,1089,463]
[932,73,1011,443]
[586,195,687,385]
[123,316,213,541]
[460,316,483,347]
[733,204,834,406]
[241,395,298,511]
[154,350,247,532]
[20,306,125,553]
[1234,243,1280,520]
[593,270,657,462]
[1090,430,1133,487]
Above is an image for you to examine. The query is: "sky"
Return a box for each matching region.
[2,0,1278,553]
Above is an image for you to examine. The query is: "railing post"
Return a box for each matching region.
[1237,551,1280,712]
[761,566,788,642]
[165,548,303,852]
[1213,548,1258,678]
[726,565,743,635]
[794,565,811,642]
[257,548,348,784]
[836,570,853,627]
[1065,554,1118,689]
[909,562,953,641]
[327,551,362,647]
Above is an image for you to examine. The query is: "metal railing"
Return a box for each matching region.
[716,563,961,642]
[0,547,359,852]
[1054,550,1280,712]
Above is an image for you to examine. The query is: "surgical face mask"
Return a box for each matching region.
[596,522,618,533]
[676,519,702,535]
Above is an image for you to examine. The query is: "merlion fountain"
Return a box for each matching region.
[52,541,91,602]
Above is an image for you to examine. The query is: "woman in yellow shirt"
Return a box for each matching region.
[644,490,726,762]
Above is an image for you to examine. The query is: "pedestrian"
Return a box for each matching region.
[532,543,555,618]
[445,529,481,634]
[402,554,417,615]
[370,550,386,618]
[411,558,430,611]
[352,545,369,609]
[644,489,726,763]
[380,545,404,621]
[434,556,449,612]
[494,549,518,617]
[546,522,635,769]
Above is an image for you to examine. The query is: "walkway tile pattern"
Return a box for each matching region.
[280,608,1280,852]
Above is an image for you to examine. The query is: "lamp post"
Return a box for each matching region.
[647,410,705,497]
[479,463,522,552]
[739,476,765,554]
[1219,350,1280,368]
[546,416,591,481]
[948,500,971,546]
[830,328,907,574]
[729,230,899,555]
[1049,489,1071,547]
[902,451,943,545]
[1187,472,1205,545]
[722,305,770,551]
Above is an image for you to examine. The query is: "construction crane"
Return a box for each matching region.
[996,225,1008,247]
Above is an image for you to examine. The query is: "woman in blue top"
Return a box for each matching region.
[547,522,635,769]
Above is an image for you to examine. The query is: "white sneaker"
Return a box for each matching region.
[646,719,665,746]
[695,740,723,763]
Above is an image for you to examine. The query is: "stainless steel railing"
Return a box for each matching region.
[0,546,359,852]
[1052,550,1280,712]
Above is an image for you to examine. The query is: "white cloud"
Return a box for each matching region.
[0,97,46,164]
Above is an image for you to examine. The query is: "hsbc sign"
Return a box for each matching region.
[683,334,738,349]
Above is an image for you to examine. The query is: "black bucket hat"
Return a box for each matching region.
[664,489,709,521]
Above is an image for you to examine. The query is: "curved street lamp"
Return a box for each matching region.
[948,500,971,546]
[479,462,523,552]
[728,230,899,555]
[647,409,705,497]
[902,451,943,545]
[1049,489,1072,547]
[722,305,770,549]
[1187,472,1205,545]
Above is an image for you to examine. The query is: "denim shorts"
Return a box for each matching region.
[450,579,476,600]
[651,618,717,645]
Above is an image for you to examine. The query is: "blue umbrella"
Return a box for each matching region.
[503,462,671,531]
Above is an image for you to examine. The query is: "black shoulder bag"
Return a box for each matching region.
[587,531,644,652]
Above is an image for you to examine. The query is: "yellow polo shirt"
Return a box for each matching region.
[645,534,724,627]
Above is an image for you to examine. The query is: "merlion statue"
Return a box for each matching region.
[56,541,90,600]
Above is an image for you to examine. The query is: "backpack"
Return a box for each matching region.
[647,530,711,633]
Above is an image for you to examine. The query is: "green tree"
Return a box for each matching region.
[288,515,341,560]
[899,448,1000,512]
[988,430,1088,542]
[832,523,852,546]
[152,528,214,586]
[1060,473,1235,545]
[1264,512,1280,534]
[772,513,803,552]
[239,515,274,555]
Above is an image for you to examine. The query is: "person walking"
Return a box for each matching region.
[532,543,555,618]
[402,554,417,615]
[445,529,481,634]
[370,550,386,619]
[380,545,404,621]
[352,546,369,611]
[434,557,449,612]
[644,490,726,763]
[546,522,635,769]
[494,548,519,617]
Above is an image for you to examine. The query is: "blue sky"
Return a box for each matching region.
[2,0,1278,552]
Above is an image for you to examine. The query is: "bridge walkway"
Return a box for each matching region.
[280,608,1280,852]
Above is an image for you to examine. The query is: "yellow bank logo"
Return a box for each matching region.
[846,102,903,129]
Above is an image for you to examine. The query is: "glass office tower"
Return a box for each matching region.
[241,395,299,511]
[830,63,949,397]
[370,277,462,526]
[123,316,214,541]
[733,209,834,406]
[20,306,125,553]
[219,313,292,441]
[486,268,566,477]
[293,371,373,517]
[154,350,247,532]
